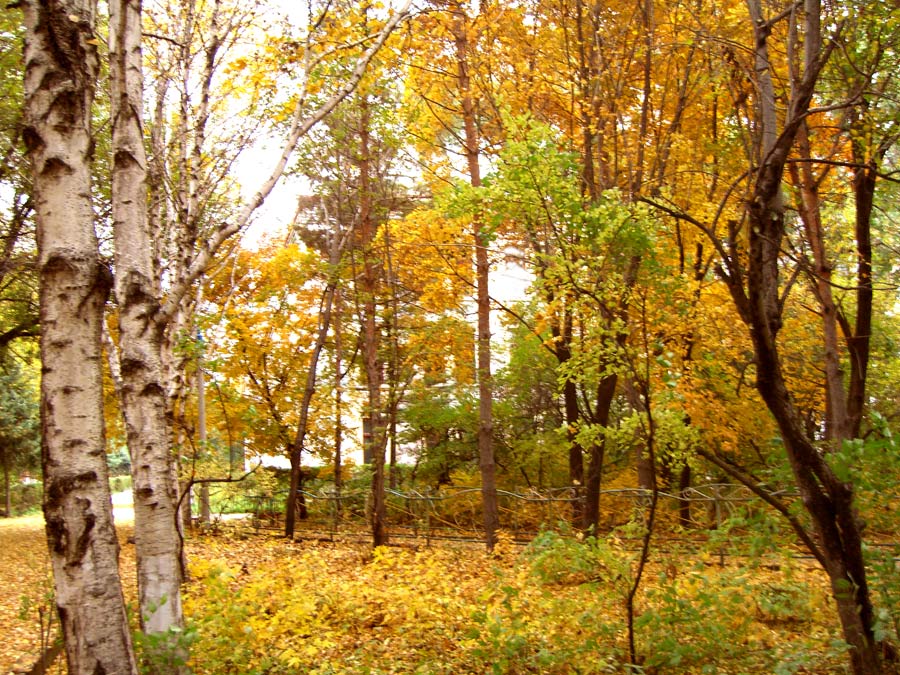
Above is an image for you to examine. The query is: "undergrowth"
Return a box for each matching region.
[182,525,856,675]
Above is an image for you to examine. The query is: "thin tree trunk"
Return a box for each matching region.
[385,224,401,490]
[356,94,389,547]
[451,1,499,551]
[582,373,616,533]
[333,287,344,508]
[574,0,598,201]
[559,310,585,524]
[22,0,138,671]
[846,148,876,437]
[109,0,186,648]
[285,230,346,538]
[791,123,849,441]
[3,452,10,517]
[677,464,692,527]
[197,339,210,524]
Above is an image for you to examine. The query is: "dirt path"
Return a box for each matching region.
[0,497,136,674]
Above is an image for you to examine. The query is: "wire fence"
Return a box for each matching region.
[247,483,798,542]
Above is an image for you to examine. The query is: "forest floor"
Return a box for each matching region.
[2,499,889,675]
[1,494,138,675]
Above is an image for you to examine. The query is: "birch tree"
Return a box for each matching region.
[103,0,413,645]
[109,0,186,646]
[20,0,138,672]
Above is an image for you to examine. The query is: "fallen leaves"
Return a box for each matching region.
[0,514,878,675]
[0,515,53,674]
[0,509,136,675]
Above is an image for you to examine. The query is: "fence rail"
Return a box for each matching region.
[247,483,797,541]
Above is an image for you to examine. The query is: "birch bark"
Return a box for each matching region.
[22,0,138,671]
[109,0,185,646]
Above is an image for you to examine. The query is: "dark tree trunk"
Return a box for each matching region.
[705,4,889,670]
[846,158,875,438]
[285,233,343,538]
[3,453,10,517]
[582,373,617,533]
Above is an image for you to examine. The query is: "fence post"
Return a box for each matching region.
[714,485,725,566]
[425,492,432,548]
[330,491,337,540]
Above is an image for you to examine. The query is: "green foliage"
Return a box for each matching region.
[109,475,132,494]
[133,621,198,675]
[399,385,478,485]
[866,543,900,649]
[0,361,40,514]
[494,314,569,489]
[107,445,132,477]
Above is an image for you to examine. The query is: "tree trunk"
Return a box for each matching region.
[564,378,585,524]
[109,0,186,652]
[452,1,499,551]
[746,298,882,675]
[846,152,875,438]
[677,463,692,528]
[285,230,343,538]
[197,343,210,524]
[22,1,138,672]
[557,309,585,524]
[582,373,617,533]
[353,94,389,548]
[720,6,887,671]
[791,123,849,441]
[333,287,344,509]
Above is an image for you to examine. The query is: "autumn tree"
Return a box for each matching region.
[640,1,899,671]
[404,0,515,548]
[203,239,345,533]
[104,0,412,642]
[286,91,388,542]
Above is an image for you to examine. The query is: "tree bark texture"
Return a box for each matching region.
[22,1,138,672]
[846,149,876,438]
[109,0,185,642]
[582,373,616,533]
[791,123,849,442]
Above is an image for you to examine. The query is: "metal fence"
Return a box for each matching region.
[248,483,797,541]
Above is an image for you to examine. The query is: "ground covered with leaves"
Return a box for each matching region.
[5,514,897,675]
[180,529,852,675]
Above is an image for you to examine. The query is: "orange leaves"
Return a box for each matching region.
[388,208,471,314]
[203,241,329,457]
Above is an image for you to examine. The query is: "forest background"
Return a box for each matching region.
[1,0,900,673]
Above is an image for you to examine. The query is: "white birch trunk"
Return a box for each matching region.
[21,0,138,672]
[109,0,185,641]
